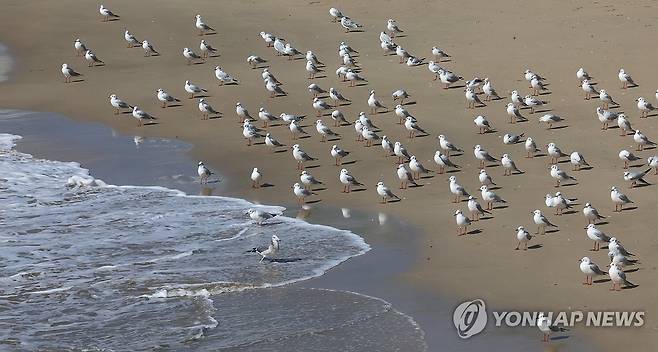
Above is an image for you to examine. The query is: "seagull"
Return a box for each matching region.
[141,40,158,57]
[316,120,339,142]
[292,182,314,204]
[131,106,156,127]
[361,126,381,147]
[283,43,302,59]
[454,210,472,236]
[465,88,485,109]
[243,122,264,146]
[292,144,316,170]
[525,137,540,158]
[546,143,568,164]
[261,68,280,85]
[99,4,119,21]
[331,110,349,126]
[524,69,544,85]
[617,114,634,137]
[395,46,410,63]
[438,135,463,156]
[405,116,427,138]
[394,142,412,164]
[576,67,590,81]
[354,120,364,142]
[258,108,278,127]
[308,83,327,98]
[335,66,349,81]
[510,90,527,107]
[431,46,451,62]
[636,97,656,118]
[197,161,212,184]
[503,133,524,145]
[538,114,563,129]
[184,80,207,99]
[409,155,432,179]
[246,209,278,225]
[156,89,180,108]
[395,104,411,124]
[73,39,87,56]
[570,151,590,171]
[367,90,387,114]
[599,89,618,109]
[331,144,350,165]
[358,112,378,130]
[648,155,658,175]
[465,77,484,91]
[195,14,215,35]
[306,50,324,66]
[448,176,470,203]
[340,168,363,192]
[506,103,525,123]
[183,47,203,65]
[273,37,286,56]
[345,69,366,87]
[406,56,424,67]
[583,203,606,225]
[478,169,497,187]
[618,149,641,169]
[610,186,633,212]
[329,87,350,106]
[198,99,219,120]
[199,40,218,58]
[480,185,505,210]
[553,192,572,215]
[260,32,275,47]
[438,69,462,89]
[387,19,404,37]
[377,182,400,204]
[581,79,598,100]
[108,94,132,114]
[124,30,140,48]
[265,78,287,97]
[515,226,532,250]
[391,89,410,104]
[579,257,607,285]
[624,168,651,187]
[618,68,635,89]
[235,102,253,123]
[213,66,238,86]
[397,164,417,189]
[306,60,322,79]
[246,55,266,68]
[380,40,397,55]
[468,195,490,221]
[329,7,344,22]
[340,16,362,32]
[300,170,323,190]
[609,263,634,291]
[428,61,442,80]
[634,130,656,151]
[532,209,557,234]
[586,224,611,251]
[523,95,546,114]
[312,98,331,117]
[537,312,568,342]
[550,164,576,187]
[482,78,501,101]
[529,75,547,96]
[250,167,263,188]
[264,132,285,151]
[382,136,394,156]
[609,237,635,257]
[473,145,498,168]
[596,107,618,130]
[474,115,493,134]
[61,63,82,83]
[501,154,522,175]
[341,51,355,66]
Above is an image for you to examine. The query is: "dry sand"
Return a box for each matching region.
[2,0,658,349]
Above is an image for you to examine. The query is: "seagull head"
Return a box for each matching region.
[340,168,348,174]
[454,210,462,216]
[516,226,525,231]
[195,14,201,19]
[533,210,541,215]
[448,175,456,182]
[479,185,488,191]
[580,256,590,263]
[198,161,204,166]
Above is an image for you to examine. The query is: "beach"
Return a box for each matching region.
[2,0,658,349]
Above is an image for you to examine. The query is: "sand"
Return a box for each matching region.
[1,0,658,349]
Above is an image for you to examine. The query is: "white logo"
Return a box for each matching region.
[453,299,487,339]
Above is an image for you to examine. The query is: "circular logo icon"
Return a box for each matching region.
[453,299,487,339]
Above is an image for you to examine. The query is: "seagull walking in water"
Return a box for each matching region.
[197,161,212,184]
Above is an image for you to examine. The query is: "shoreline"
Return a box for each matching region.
[2,0,658,349]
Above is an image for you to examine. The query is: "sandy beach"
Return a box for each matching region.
[2,0,658,349]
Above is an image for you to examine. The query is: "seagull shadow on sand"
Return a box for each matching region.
[527,244,543,250]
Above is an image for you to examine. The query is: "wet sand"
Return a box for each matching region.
[2,0,658,349]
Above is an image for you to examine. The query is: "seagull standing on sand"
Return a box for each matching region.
[61,63,82,83]
[289,121,308,140]
[367,90,387,114]
[438,135,462,156]
[197,162,212,184]
[183,47,203,65]
[570,151,590,171]
[300,170,323,190]
[195,14,215,35]
[394,142,412,164]
[250,167,262,188]
[395,104,410,124]
[74,39,87,56]
[465,88,484,109]
[624,168,651,188]
[316,120,339,142]
[397,164,417,189]
[292,144,316,170]
[506,103,525,123]
[636,97,656,118]
[215,66,239,85]
[618,68,635,89]
[501,154,521,175]
[331,110,349,126]
[266,78,287,97]
[597,107,618,130]
[468,196,490,221]
[198,99,219,120]
[454,210,472,236]
[583,203,606,225]
[292,183,314,204]
[599,89,617,109]
[473,145,498,168]
[478,169,497,187]
[405,116,427,138]
[547,143,568,164]
[340,16,362,32]
[99,5,119,21]
[258,108,278,127]
[141,40,158,56]
[431,47,450,61]
[579,257,607,285]
[525,137,540,158]
[329,7,344,22]
[474,115,492,134]
[438,69,462,89]
[265,133,285,151]
[200,40,218,58]
[503,133,524,145]
[235,102,253,123]
[132,106,156,126]
[610,186,633,212]
[538,114,563,129]
[586,224,611,251]
[246,55,267,69]
[124,30,140,48]
[156,89,180,108]
[308,84,326,98]
[108,94,132,114]
[617,114,634,137]
[377,182,400,204]
[392,89,410,104]
[576,67,590,81]
[581,79,598,100]
[609,263,634,291]
[648,155,658,175]
[618,149,641,169]
[185,80,207,99]
[340,168,363,192]
[448,176,469,203]
[331,145,350,165]
[550,164,576,187]
[532,209,557,234]
[387,19,403,37]
[479,185,505,210]
[515,226,532,250]
[242,122,264,146]
[482,78,501,101]
[634,130,656,151]
[345,69,366,87]
[409,156,432,179]
[329,87,350,106]
[433,151,459,174]
[538,312,569,342]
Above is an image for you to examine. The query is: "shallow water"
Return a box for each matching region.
[0,110,427,351]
